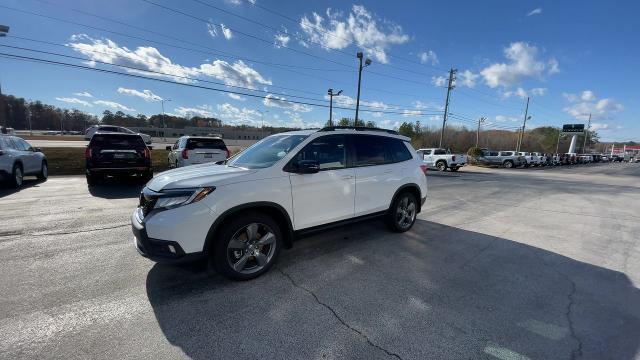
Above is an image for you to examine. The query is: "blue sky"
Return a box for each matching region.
[0,0,638,141]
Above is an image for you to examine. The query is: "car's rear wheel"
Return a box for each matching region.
[504,160,514,169]
[11,163,23,188]
[212,212,282,280]
[435,161,446,171]
[86,173,99,186]
[37,161,48,180]
[387,192,417,232]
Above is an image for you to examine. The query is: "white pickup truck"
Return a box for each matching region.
[417,148,468,172]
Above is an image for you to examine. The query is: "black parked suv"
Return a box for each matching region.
[85,133,152,185]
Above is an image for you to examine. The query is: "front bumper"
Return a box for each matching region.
[131,209,204,263]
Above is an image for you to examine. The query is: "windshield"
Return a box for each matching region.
[228,134,308,169]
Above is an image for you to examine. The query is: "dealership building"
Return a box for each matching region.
[130,126,268,140]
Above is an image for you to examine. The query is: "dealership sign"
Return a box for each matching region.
[562,124,585,133]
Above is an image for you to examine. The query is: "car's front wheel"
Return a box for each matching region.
[37,161,48,180]
[212,212,282,280]
[387,192,418,232]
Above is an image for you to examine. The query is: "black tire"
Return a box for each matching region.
[212,211,282,280]
[503,160,514,169]
[10,163,23,188]
[435,161,447,172]
[387,192,418,233]
[86,173,99,186]
[37,161,48,180]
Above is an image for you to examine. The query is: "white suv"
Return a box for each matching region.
[166,136,229,168]
[131,127,428,280]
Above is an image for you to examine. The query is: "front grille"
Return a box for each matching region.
[139,189,158,217]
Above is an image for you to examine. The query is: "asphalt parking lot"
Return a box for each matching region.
[1,163,639,359]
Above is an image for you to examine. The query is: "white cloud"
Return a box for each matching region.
[226,0,254,4]
[526,8,542,16]
[55,97,93,107]
[299,5,409,63]
[93,100,135,112]
[200,59,272,89]
[402,109,422,117]
[263,94,313,113]
[73,91,93,98]
[590,123,609,130]
[495,115,519,122]
[547,58,560,74]
[458,70,479,88]
[480,42,558,88]
[220,23,233,40]
[418,50,438,65]
[563,90,623,121]
[274,28,291,48]
[581,90,596,101]
[117,87,162,101]
[227,93,246,101]
[217,103,261,125]
[174,105,214,118]
[432,76,447,87]
[502,87,547,99]
[69,36,270,88]
[207,21,218,38]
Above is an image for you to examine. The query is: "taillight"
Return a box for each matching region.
[451,155,456,161]
[420,164,428,173]
[225,149,230,158]
[181,148,189,159]
[85,147,92,159]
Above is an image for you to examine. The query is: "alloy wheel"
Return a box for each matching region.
[227,223,277,274]
[396,196,416,229]
[15,167,23,186]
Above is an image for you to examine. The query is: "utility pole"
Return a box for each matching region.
[327,88,342,127]
[354,52,371,127]
[582,113,591,153]
[26,106,32,136]
[475,117,486,148]
[516,97,530,152]
[439,68,456,148]
[60,110,64,134]
[160,98,171,141]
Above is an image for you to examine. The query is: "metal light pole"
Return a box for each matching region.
[354,52,371,127]
[257,110,268,137]
[555,128,563,154]
[582,113,591,153]
[160,98,171,141]
[327,88,342,127]
[516,97,530,152]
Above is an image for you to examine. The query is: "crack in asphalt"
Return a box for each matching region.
[566,280,583,360]
[276,267,403,360]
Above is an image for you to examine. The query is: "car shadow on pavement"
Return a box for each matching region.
[145,219,640,360]
[88,178,144,199]
[0,178,45,198]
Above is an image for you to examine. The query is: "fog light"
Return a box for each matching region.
[168,244,176,254]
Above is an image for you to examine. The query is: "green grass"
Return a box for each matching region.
[41,147,170,176]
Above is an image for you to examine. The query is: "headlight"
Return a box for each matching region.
[152,187,215,210]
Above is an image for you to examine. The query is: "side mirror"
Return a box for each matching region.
[34,147,42,152]
[165,146,172,151]
[295,160,320,174]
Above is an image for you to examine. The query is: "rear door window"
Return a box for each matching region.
[389,139,413,162]
[90,135,146,149]
[353,135,393,166]
[186,138,227,150]
[434,149,447,155]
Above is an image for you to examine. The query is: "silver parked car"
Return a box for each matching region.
[0,135,48,187]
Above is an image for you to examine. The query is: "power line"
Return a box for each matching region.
[1,3,438,99]
[0,51,445,117]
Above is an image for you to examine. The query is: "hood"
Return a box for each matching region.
[147,163,256,191]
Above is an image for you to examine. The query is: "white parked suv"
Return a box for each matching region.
[166,136,229,168]
[85,125,152,144]
[132,127,428,280]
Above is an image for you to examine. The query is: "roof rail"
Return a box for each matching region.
[318,126,399,135]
